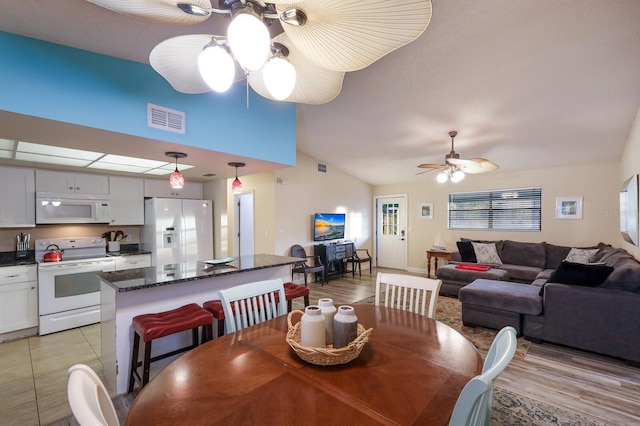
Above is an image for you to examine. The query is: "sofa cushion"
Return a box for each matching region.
[540,261,614,296]
[471,242,503,265]
[501,240,546,269]
[599,259,640,293]
[565,248,599,264]
[456,241,477,263]
[459,279,543,316]
[499,264,543,283]
[543,242,572,269]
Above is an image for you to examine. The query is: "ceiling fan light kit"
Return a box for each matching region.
[418,131,499,183]
[85,0,433,105]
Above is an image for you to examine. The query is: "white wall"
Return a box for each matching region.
[620,104,640,259]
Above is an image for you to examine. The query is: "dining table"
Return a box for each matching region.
[124,304,483,425]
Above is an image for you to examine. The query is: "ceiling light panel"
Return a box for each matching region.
[0,139,15,150]
[97,154,169,168]
[0,151,12,159]
[87,163,159,173]
[15,152,93,167]
[17,141,104,160]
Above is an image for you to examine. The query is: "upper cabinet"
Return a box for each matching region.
[144,178,203,199]
[36,170,109,195]
[0,166,35,228]
[109,176,144,225]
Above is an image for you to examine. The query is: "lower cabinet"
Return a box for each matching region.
[314,242,355,281]
[0,265,38,334]
[114,254,151,271]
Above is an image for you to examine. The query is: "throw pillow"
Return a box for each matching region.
[471,242,503,265]
[539,261,614,296]
[564,248,599,264]
[456,241,477,263]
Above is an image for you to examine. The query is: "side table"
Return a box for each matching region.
[426,250,452,277]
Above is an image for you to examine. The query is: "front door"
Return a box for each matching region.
[375,195,407,270]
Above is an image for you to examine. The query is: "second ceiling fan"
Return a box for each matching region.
[417,131,499,183]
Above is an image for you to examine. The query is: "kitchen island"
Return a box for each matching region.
[98,254,301,395]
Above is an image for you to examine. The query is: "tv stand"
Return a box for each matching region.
[314,242,354,281]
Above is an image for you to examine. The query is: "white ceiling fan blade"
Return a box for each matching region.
[150,34,243,94]
[248,33,345,105]
[464,158,500,174]
[86,0,211,24]
[277,0,432,72]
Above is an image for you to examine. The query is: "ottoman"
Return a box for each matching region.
[458,279,543,335]
[436,264,510,296]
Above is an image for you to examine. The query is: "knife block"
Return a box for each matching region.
[16,241,28,259]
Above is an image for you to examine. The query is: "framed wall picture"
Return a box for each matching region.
[555,196,583,220]
[419,202,433,219]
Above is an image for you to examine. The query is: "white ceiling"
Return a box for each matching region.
[1,0,640,185]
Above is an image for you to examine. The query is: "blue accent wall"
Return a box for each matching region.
[0,31,296,165]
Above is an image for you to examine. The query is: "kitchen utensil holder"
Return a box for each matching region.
[16,241,28,259]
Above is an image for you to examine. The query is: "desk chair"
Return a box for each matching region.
[291,244,326,286]
[449,326,517,426]
[375,272,442,319]
[218,278,287,333]
[67,364,119,426]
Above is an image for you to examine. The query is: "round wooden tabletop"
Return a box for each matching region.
[124,304,482,425]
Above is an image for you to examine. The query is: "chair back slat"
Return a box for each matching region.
[375,272,442,319]
[220,279,287,334]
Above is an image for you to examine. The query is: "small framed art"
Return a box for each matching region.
[555,196,583,220]
[419,202,433,219]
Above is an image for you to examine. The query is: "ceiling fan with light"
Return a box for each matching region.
[85,0,433,105]
[417,131,499,183]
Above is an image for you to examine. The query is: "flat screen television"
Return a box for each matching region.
[313,213,346,242]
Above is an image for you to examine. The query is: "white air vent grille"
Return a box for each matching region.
[317,163,327,173]
[147,103,185,134]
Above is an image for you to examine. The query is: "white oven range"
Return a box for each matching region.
[36,237,116,335]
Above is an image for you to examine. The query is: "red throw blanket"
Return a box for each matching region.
[455,263,491,272]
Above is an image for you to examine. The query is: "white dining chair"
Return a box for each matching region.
[375,272,443,319]
[218,278,288,333]
[67,364,119,426]
[448,326,517,426]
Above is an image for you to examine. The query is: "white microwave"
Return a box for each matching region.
[35,196,111,224]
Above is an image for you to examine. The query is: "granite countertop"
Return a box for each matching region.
[0,251,36,267]
[98,254,301,292]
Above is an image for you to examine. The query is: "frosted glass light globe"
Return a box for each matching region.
[451,170,465,183]
[228,12,270,71]
[197,45,235,93]
[436,171,449,183]
[263,56,296,100]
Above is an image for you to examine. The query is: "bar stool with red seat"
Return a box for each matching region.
[128,303,213,392]
[203,282,310,337]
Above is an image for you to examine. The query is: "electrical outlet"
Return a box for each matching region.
[126,235,132,242]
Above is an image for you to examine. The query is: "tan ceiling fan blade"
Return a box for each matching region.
[86,0,211,24]
[417,163,447,169]
[277,0,432,72]
[248,33,345,105]
[150,34,243,94]
[464,158,500,174]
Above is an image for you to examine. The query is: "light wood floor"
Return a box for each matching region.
[296,268,640,426]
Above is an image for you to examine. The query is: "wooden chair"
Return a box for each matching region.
[375,272,442,319]
[67,364,119,426]
[346,248,372,277]
[449,326,517,426]
[218,278,288,333]
[290,244,326,286]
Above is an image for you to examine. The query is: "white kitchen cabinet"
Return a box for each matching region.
[0,166,35,227]
[0,265,38,334]
[114,254,151,271]
[109,176,144,225]
[144,178,202,199]
[36,170,109,195]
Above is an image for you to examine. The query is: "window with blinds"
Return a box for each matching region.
[448,187,542,231]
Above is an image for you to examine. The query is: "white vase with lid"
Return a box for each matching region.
[318,298,337,345]
[300,306,326,348]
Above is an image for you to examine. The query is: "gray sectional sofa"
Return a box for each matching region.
[438,240,640,365]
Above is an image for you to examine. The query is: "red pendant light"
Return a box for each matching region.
[166,151,188,189]
[228,162,246,194]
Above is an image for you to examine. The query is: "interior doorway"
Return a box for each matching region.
[375,195,408,270]
[233,192,254,257]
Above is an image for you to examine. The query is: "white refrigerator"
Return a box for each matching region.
[142,198,213,266]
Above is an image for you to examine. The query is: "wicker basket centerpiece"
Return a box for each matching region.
[286,310,373,366]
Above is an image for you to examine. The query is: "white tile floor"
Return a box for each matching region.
[0,324,105,425]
